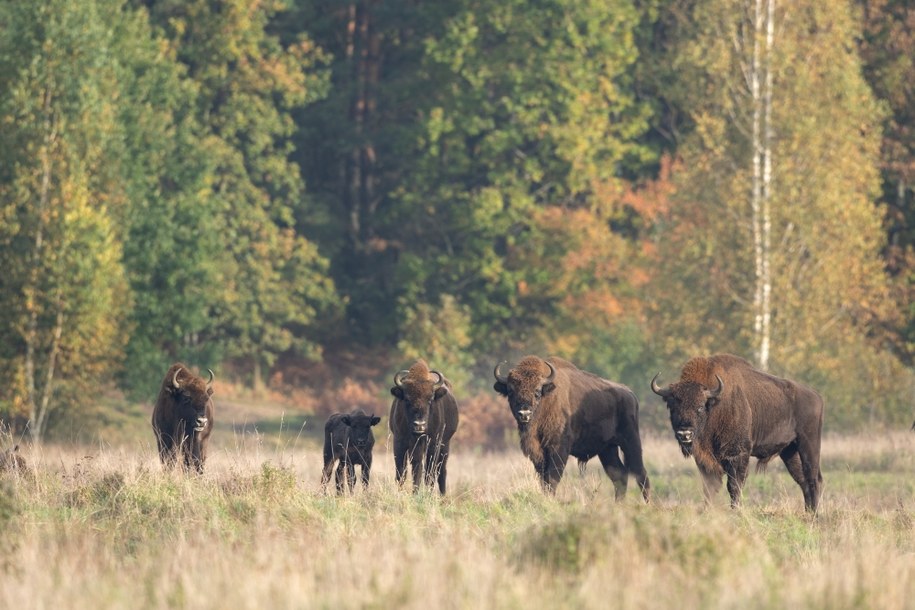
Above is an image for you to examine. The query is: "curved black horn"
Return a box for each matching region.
[707,374,724,398]
[172,368,182,389]
[650,372,670,397]
[206,368,215,386]
[493,361,510,384]
[544,360,556,384]
[393,370,409,388]
[431,370,445,389]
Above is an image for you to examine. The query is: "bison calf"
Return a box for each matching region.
[651,353,824,512]
[151,363,215,473]
[321,409,381,493]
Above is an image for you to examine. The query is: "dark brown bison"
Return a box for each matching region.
[651,353,824,512]
[321,409,381,493]
[494,356,651,500]
[389,359,459,494]
[151,363,215,473]
[0,445,27,474]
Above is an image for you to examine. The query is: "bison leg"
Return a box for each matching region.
[698,465,722,503]
[797,440,823,513]
[410,437,429,492]
[334,460,348,494]
[435,443,450,495]
[722,454,750,508]
[345,461,356,492]
[321,456,336,491]
[597,446,628,501]
[156,431,178,469]
[540,448,568,493]
[619,437,652,503]
[361,457,372,489]
[393,441,409,488]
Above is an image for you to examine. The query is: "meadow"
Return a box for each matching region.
[1,424,913,609]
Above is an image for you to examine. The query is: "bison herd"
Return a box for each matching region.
[139,353,832,513]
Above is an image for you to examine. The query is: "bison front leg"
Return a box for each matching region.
[539,448,568,493]
[393,442,409,488]
[410,437,429,492]
[345,461,357,492]
[334,461,348,494]
[361,457,372,489]
[321,455,336,491]
[698,465,722,504]
[722,453,750,508]
[434,442,450,495]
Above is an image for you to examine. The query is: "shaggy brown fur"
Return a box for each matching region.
[389,359,459,494]
[652,353,824,512]
[321,409,381,493]
[151,363,215,474]
[494,356,650,500]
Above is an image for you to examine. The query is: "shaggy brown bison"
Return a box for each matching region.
[651,353,824,512]
[151,363,215,473]
[389,359,459,494]
[494,356,650,500]
[0,445,27,474]
[321,409,381,493]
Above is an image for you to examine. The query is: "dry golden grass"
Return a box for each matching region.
[0,431,913,609]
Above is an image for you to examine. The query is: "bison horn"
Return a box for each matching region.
[544,360,556,384]
[431,370,445,389]
[650,372,671,397]
[707,374,724,398]
[493,361,510,384]
[393,370,409,388]
[207,368,215,386]
[172,368,183,389]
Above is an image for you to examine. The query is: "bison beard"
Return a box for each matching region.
[652,353,824,512]
[151,363,215,474]
[494,356,650,501]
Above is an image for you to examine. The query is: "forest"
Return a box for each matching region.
[0,0,913,443]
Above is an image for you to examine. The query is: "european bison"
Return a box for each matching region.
[389,359,459,494]
[0,445,27,474]
[151,363,215,473]
[651,353,824,512]
[321,409,381,493]
[494,356,651,500]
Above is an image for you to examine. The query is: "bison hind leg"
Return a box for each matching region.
[598,447,628,501]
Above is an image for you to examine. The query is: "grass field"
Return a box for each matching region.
[1,425,913,609]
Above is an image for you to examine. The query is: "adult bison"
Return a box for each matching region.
[651,353,824,512]
[493,356,650,500]
[151,363,215,473]
[389,359,459,494]
[321,409,381,493]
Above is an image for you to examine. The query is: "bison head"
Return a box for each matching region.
[651,372,722,457]
[171,367,214,433]
[342,410,381,448]
[493,357,556,426]
[391,360,446,435]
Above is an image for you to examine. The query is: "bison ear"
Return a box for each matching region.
[370,416,381,426]
[434,386,448,400]
[206,387,215,397]
[341,415,352,426]
[390,387,404,400]
[493,382,509,396]
[541,382,556,396]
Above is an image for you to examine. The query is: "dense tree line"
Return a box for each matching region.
[0,0,912,439]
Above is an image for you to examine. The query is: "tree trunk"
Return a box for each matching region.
[751,0,774,371]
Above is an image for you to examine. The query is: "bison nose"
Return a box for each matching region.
[413,421,427,434]
[517,409,532,424]
[675,429,693,443]
[194,416,208,432]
